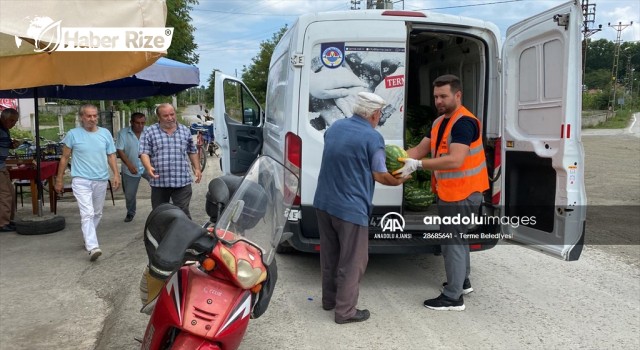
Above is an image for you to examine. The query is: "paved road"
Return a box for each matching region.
[0,116,638,349]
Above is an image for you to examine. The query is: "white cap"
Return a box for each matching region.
[356,91,386,110]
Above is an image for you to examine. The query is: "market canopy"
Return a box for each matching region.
[0,0,169,90]
[0,57,200,100]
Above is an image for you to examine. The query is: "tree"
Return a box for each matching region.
[166,0,199,65]
[205,69,220,107]
[585,39,614,73]
[241,25,288,105]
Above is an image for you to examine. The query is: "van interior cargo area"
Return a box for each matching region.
[404,30,495,222]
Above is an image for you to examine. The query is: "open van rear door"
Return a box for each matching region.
[214,72,263,175]
[501,1,586,261]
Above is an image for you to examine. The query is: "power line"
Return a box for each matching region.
[412,0,523,11]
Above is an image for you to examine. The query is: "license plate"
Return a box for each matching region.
[369,216,382,228]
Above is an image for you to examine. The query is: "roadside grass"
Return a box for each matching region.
[592,109,637,129]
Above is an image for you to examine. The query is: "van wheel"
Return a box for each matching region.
[276,240,296,254]
[15,215,65,235]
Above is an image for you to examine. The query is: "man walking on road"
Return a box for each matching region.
[116,112,150,222]
[55,104,121,261]
[139,103,201,219]
[395,74,489,311]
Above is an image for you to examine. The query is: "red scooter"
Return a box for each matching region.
[139,156,299,350]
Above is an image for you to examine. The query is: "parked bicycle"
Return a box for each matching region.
[190,116,214,171]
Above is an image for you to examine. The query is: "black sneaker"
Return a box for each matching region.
[124,214,134,222]
[441,278,473,295]
[424,293,465,311]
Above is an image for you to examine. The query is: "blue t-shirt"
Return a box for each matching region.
[116,126,146,177]
[430,116,479,151]
[313,115,385,226]
[63,127,116,181]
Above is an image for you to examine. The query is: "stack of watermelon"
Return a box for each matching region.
[384,144,435,211]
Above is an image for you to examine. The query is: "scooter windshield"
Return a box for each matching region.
[214,156,299,265]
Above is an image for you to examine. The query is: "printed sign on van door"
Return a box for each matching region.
[308,43,405,142]
[320,42,345,68]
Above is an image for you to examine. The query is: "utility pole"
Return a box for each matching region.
[624,56,634,104]
[366,0,393,9]
[350,0,361,10]
[607,21,633,117]
[581,0,601,85]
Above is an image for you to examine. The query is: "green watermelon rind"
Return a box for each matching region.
[404,182,435,210]
[385,144,408,174]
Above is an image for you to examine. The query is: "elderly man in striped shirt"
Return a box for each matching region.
[140,103,202,218]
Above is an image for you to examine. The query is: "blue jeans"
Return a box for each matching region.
[122,172,150,217]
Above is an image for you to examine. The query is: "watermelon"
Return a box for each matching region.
[385,144,408,174]
[404,181,435,212]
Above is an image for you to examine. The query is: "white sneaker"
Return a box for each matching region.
[89,248,102,261]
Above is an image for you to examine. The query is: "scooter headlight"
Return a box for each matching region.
[219,245,267,289]
[236,259,267,289]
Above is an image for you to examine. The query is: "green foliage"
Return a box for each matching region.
[592,109,635,129]
[582,90,609,110]
[166,0,199,65]
[583,69,611,91]
[205,69,218,106]
[584,40,640,92]
[10,128,33,140]
[241,25,288,106]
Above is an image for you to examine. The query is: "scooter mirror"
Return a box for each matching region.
[196,114,203,120]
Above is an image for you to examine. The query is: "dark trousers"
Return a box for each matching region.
[150,185,193,219]
[316,209,369,322]
[438,192,483,299]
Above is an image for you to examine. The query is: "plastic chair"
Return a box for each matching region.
[14,179,32,207]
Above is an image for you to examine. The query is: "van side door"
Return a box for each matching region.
[214,72,263,175]
[501,0,586,261]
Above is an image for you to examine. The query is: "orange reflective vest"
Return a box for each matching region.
[429,106,489,202]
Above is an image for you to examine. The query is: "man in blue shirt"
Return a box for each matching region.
[139,103,201,219]
[0,108,19,232]
[116,112,150,222]
[313,92,408,324]
[55,104,121,261]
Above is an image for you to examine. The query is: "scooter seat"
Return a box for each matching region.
[144,203,216,279]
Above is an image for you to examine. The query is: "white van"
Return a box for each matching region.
[214,1,586,260]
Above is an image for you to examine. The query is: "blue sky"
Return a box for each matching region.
[190,0,640,86]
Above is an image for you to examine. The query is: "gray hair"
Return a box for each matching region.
[155,103,175,117]
[79,104,98,116]
[352,92,386,119]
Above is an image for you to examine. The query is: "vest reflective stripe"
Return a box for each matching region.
[438,143,483,157]
[435,162,486,179]
[429,106,490,202]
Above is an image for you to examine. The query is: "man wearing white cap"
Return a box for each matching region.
[313,91,408,324]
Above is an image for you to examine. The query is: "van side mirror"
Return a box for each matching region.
[243,108,257,125]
